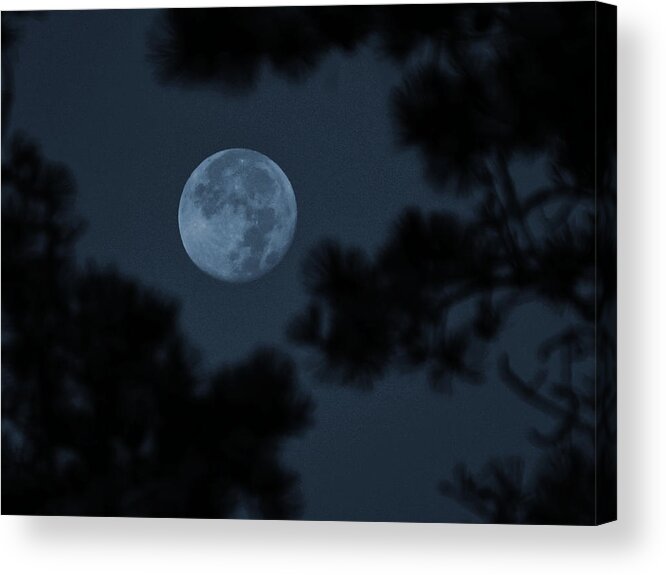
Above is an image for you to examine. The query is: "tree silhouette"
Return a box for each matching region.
[147,6,375,93]
[147,5,498,93]
[144,3,616,524]
[2,12,43,137]
[288,4,616,524]
[2,135,313,517]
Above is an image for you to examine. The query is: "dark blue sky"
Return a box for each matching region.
[9,9,561,522]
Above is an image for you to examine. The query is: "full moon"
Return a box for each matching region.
[178,149,297,282]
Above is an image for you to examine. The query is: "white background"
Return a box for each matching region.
[0,0,664,573]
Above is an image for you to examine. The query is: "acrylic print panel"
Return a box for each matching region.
[1,2,616,524]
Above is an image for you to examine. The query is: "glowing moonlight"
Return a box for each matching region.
[179,149,297,282]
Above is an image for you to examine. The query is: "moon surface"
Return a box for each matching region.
[178,149,297,282]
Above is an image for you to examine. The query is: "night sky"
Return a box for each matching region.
[7,8,573,522]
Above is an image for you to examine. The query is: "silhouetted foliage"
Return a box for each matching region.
[147,5,499,93]
[147,2,616,524]
[2,12,43,136]
[439,443,603,525]
[148,6,376,92]
[1,135,313,518]
[290,4,615,523]
[393,4,602,189]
